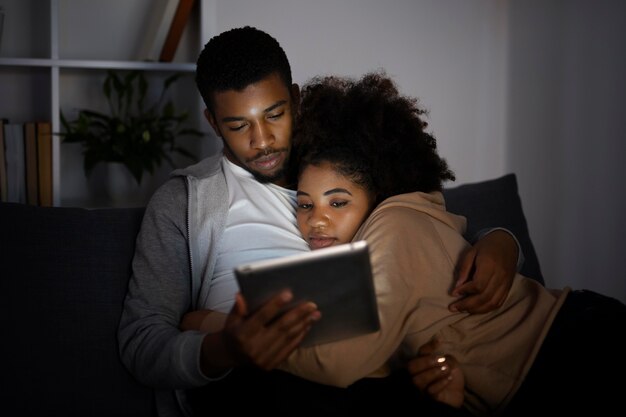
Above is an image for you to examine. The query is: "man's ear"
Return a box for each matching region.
[204,108,221,137]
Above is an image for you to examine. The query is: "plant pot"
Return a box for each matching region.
[105,163,146,207]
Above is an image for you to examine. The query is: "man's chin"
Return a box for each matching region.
[250,167,286,184]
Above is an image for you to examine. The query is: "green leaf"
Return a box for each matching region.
[62,69,204,183]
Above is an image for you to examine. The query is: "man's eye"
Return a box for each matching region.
[268,111,284,120]
[331,201,348,208]
[227,123,247,132]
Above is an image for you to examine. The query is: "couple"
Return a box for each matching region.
[118,26,625,416]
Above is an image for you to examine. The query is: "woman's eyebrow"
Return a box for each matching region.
[324,188,352,196]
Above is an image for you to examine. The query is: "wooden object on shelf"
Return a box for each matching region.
[24,122,39,205]
[0,119,7,202]
[36,122,53,207]
[4,123,26,204]
[138,0,179,62]
[159,0,195,62]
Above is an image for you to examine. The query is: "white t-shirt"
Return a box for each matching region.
[205,157,310,312]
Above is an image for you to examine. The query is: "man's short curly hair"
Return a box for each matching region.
[196,26,293,113]
[291,72,455,204]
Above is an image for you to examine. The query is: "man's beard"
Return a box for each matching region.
[223,142,289,184]
[249,161,287,184]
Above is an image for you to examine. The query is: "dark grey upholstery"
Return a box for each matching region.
[0,173,541,416]
[443,173,544,284]
[0,204,153,417]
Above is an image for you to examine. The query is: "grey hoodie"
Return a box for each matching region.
[118,153,229,416]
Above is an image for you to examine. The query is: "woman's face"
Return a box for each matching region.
[296,162,375,250]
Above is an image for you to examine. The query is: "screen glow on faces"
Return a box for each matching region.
[296,162,375,250]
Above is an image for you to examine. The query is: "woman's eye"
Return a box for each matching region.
[331,201,348,208]
[297,203,312,210]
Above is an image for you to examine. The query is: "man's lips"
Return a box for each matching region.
[251,151,283,171]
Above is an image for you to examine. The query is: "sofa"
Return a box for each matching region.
[0,173,543,417]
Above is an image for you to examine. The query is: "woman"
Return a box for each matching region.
[281,71,626,416]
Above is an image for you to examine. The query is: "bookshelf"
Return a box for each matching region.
[0,0,215,207]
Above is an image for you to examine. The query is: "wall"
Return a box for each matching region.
[204,0,625,302]
[507,0,626,301]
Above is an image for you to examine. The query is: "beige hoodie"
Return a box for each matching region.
[281,191,568,415]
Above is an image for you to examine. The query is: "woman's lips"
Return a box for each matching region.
[308,236,337,250]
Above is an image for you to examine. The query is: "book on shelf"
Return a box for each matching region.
[36,121,53,207]
[3,122,26,204]
[159,0,195,62]
[24,122,39,205]
[138,0,180,62]
[0,119,7,202]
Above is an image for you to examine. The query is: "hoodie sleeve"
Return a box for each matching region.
[279,196,465,387]
[117,178,210,389]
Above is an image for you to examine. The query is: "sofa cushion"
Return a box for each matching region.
[0,203,154,417]
[443,173,544,284]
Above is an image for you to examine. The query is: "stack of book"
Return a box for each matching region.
[0,119,53,206]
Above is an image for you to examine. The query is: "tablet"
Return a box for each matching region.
[234,240,380,347]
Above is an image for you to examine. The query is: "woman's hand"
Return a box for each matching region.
[407,338,465,408]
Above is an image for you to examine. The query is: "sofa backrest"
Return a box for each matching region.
[0,203,154,417]
[0,172,543,416]
[443,173,544,284]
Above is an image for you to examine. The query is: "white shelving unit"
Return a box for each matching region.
[0,0,215,207]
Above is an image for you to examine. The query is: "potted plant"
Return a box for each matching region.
[61,70,204,185]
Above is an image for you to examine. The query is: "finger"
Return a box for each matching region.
[255,309,318,369]
[449,274,493,313]
[451,248,476,296]
[249,290,294,326]
[411,359,451,392]
[426,372,453,397]
[415,336,442,357]
[260,324,312,369]
[234,292,248,316]
[252,302,320,366]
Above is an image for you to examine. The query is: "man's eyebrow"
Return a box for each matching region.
[221,100,288,123]
[264,100,287,113]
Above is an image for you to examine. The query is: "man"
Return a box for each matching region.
[118,26,521,416]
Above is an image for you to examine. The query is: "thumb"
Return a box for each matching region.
[418,335,441,356]
[234,292,249,317]
[452,249,476,295]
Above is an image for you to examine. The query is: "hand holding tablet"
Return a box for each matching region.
[234,241,380,347]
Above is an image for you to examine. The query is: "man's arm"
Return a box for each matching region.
[118,179,210,388]
[448,228,520,314]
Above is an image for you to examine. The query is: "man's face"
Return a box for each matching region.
[206,73,298,186]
